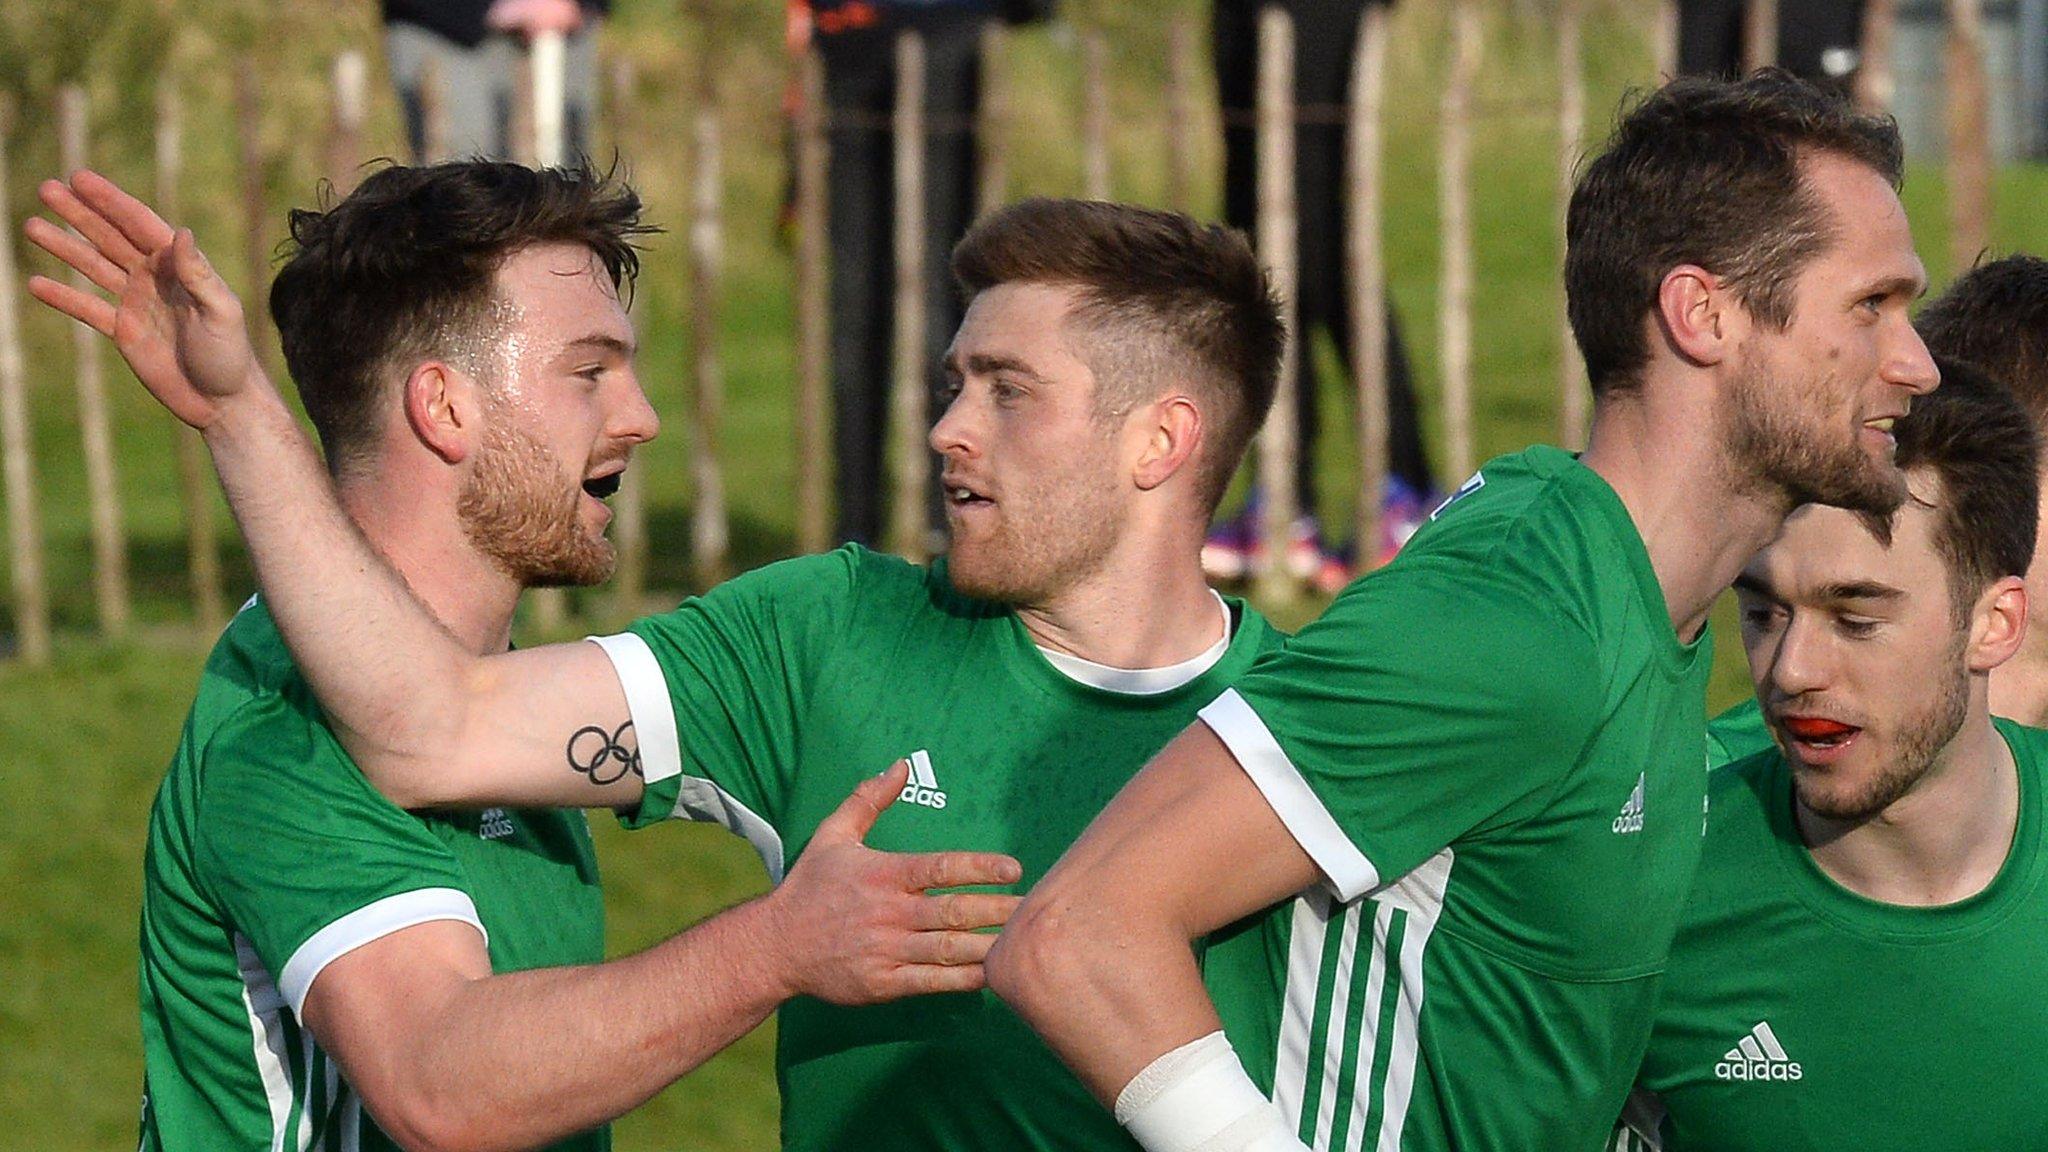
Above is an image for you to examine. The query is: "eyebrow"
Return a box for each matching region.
[563,334,636,358]
[1862,273,1927,301]
[1731,574,1905,604]
[942,351,1049,383]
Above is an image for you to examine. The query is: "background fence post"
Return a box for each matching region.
[1744,0,1780,71]
[1348,0,1389,571]
[0,98,51,664]
[1557,0,1589,451]
[524,34,573,628]
[795,48,833,555]
[1082,29,1112,201]
[327,50,368,196]
[158,78,225,635]
[1946,0,1992,271]
[1254,5,1301,601]
[978,23,1008,216]
[59,83,131,640]
[1166,17,1198,215]
[887,29,930,562]
[1438,1,1480,484]
[1857,0,1899,112]
[688,71,730,589]
[607,57,647,617]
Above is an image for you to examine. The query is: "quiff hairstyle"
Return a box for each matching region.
[1916,255,2048,432]
[1860,356,2040,622]
[1567,69,1903,396]
[951,198,1284,511]
[269,160,651,478]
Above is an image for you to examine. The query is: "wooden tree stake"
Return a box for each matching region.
[0,100,51,663]
[1082,30,1112,200]
[1438,1,1480,483]
[795,48,833,554]
[1558,0,1590,450]
[887,30,931,562]
[1254,6,1302,601]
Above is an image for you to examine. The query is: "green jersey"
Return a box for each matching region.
[1706,698,1773,768]
[139,601,605,1152]
[1617,720,2048,1152]
[1196,446,1713,1152]
[592,544,1281,1152]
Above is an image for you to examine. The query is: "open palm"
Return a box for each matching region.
[25,169,265,431]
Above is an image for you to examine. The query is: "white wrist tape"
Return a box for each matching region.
[1114,1031,1309,1152]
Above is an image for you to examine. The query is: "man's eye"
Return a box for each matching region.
[1838,616,1881,638]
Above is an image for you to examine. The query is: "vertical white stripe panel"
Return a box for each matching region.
[1373,849,1454,1152]
[1310,900,1366,1150]
[1342,903,1396,1152]
[340,1094,362,1152]
[233,936,297,1152]
[1272,889,1333,1131]
[296,1043,318,1152]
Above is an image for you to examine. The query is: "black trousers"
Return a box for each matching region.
[820,20,984,547]
[1214,0,1434,511]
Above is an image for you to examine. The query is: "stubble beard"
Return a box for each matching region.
[1724,352,1906,518]
[458,416,616,588]
[945,468,1125,606]
[1792,633,1971,823]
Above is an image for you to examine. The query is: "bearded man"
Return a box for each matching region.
[26,161,1025,1152]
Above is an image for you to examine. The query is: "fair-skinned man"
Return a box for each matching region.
[1707,254,2048,764]
[26,163,1023,1152]
[1618,360,2048,1150]
[31,182,1290,1150]
[985,71,1938,1152]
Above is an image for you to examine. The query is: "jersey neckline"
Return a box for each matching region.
[1760,716,2045,941]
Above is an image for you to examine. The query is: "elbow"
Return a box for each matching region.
[985,887,1097,1028]
[368,1082,510,1152]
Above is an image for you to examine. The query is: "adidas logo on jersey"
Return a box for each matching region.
[1715,1021,1802,1082]
[479,808,515,840]
[1612,773,1645,835]
[898,749,948,810]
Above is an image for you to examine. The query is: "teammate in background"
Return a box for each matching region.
[1614,360,2046,1151]
[987,70,1938,1152]
[25,162,1021,1152]
[32,176,1288,1150]
[1709,254,2048,765]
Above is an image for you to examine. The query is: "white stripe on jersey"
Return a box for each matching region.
[233,935,298,1152]
[1271,848,1454,1152]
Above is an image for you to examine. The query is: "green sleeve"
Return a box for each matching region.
[1199,559,1606,900]
[590,547,863,879]
[1705,698,1773,769]
[193,693,480,1016]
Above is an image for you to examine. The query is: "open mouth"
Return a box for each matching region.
[1778,714,1862,755]
[583,471,623,501]
[944,479,993,509]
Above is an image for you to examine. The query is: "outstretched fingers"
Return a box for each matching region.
[23,215,128,296]
[899,848,1022,892]
[25,274,117,338]
[67,169,176,260]
[910,891,1021,933]
[813,760,914,846]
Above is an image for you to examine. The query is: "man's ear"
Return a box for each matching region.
[403,361,482,465]
[1131,394,1203,492]
[1968,575,2028,674]
[1655,264,1739,368]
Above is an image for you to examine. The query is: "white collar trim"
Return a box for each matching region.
[1038,591,1234,696]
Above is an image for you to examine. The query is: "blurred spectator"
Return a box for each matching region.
[383,0,607,162]
[799,0,1050,548]
[1207,0,1437,590]
[1677,0,1867,90]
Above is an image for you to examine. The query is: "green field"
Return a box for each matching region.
[4,2,2048,1148]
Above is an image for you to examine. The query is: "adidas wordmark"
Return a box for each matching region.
[899,749,948,810]
[1715,1021,1802,1082]
[1612,773,1646,835]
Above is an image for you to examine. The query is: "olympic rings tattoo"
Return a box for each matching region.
[566,721,642,786]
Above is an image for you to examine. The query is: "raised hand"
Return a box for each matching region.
[24,169,267,431]
[767,760,1024,1006]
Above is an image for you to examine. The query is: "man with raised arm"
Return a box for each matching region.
[986,71,1940,1152]
[1708,254,2048,766]
[27,161,1021,1152]
[1615,360,2048,1150]
[31,178,1289,1150]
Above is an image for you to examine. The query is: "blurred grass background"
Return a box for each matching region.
[3,1,2046,1147]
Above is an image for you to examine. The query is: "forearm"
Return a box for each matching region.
[380,896,791,1152]
[202,390,485,776]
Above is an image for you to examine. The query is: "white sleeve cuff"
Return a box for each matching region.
[279,887,485,1014]
[586,632,682,787]
[1199,689,1380,902]
[585,632,787,882]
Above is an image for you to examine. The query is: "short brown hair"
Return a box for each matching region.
[1860,356,2040,620]
[1916,255,2048,432]
[951,198,1283,511]
[269,160,652,477]
[1567,70,1904,396]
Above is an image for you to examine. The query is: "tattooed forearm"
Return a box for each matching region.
[566,721,642,785]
